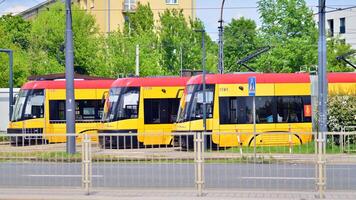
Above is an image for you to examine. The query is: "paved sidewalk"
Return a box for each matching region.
[0,188,356,200]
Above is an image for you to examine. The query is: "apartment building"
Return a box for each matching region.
[77,0,196,33]
[316,8,356,49]
[19,0,196,33]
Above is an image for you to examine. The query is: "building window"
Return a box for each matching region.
[166,0,178,5]
[340,17,346,34]
[327,19,334,37]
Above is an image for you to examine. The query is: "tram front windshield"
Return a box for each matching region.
[177,84,214,123]
[11,89,44,122]
[102,87,139,122]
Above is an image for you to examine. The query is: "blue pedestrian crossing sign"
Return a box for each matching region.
[248,77,256,96]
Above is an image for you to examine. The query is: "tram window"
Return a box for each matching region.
[190,89,214,120]
[276,96,311,123]
[144,98,180,124]
[49,100,103,122]
[219,97,253,124]
[117,88,139,120]
[219,97,237,124]
[23,90,44,119]
[254,97,274,123]
[219,96,311,125]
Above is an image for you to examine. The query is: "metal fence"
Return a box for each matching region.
[1,131,356,198]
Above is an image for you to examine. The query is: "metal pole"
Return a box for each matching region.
[218,0,226,74]
[135,44,139,76]
[194,29,206,131]
[9,50,13,121]
[202,30,206,132]
[65,0,76,154]
[317,0,327,198]
[253,96,256,159]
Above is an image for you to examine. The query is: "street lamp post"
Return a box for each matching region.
[317,0,327,198]
[0,49,13,121]
[194,29,206,132]
[218,0,226,74]
[65,0,76,154]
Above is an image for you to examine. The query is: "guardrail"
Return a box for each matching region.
[0,131,355,198]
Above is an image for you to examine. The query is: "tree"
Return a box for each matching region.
[255,0,318,72]
[223,17,259,72]
[0,21,30,87]
[0,14,31,50]
[159,9,217,75]
[30,2,101,75]
[327,37,355,72]
[100,3,162,77]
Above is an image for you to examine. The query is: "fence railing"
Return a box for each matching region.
[0,131,355,198]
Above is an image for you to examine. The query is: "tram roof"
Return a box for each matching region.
[187,73,356,85]
[111,77,189,87]
[328,72,356,83]
[21,79,115,90]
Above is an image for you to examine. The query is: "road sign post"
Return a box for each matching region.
[248,77,257,160]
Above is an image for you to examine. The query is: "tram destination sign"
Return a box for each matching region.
[248,76,256,96]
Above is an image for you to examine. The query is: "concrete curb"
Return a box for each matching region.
[0,188,356,200]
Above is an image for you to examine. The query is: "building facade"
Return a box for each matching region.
[19,0,196,33]
[316,8,356,49]
[77,0,196,33]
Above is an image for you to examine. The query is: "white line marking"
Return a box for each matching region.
[240,177,314,180]
[25,174,103,178]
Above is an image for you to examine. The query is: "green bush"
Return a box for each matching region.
[327,95,356,131]
[326,95,356,147]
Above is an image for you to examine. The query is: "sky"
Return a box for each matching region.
[1,0,356,41]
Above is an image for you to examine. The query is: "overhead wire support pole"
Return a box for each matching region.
[65,0,76,154]
[317,0,327,198]
[218,0,226,74]
[0,49,13,121]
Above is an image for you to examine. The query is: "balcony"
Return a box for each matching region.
[123,0,137,13]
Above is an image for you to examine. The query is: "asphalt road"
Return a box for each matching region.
[1,162,356,191]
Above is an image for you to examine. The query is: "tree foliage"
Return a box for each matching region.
[223,17,259,72]
[159,9,217,75]
[1,0,354,88]
[0,14,31,50]
[30,2,100,74]
[0,15,30,87]
[254,0,318,72]
[327,37,355,72]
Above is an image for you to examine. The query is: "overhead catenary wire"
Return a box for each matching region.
[313,5,356,15]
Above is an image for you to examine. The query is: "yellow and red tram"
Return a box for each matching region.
[174,72,356,148]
